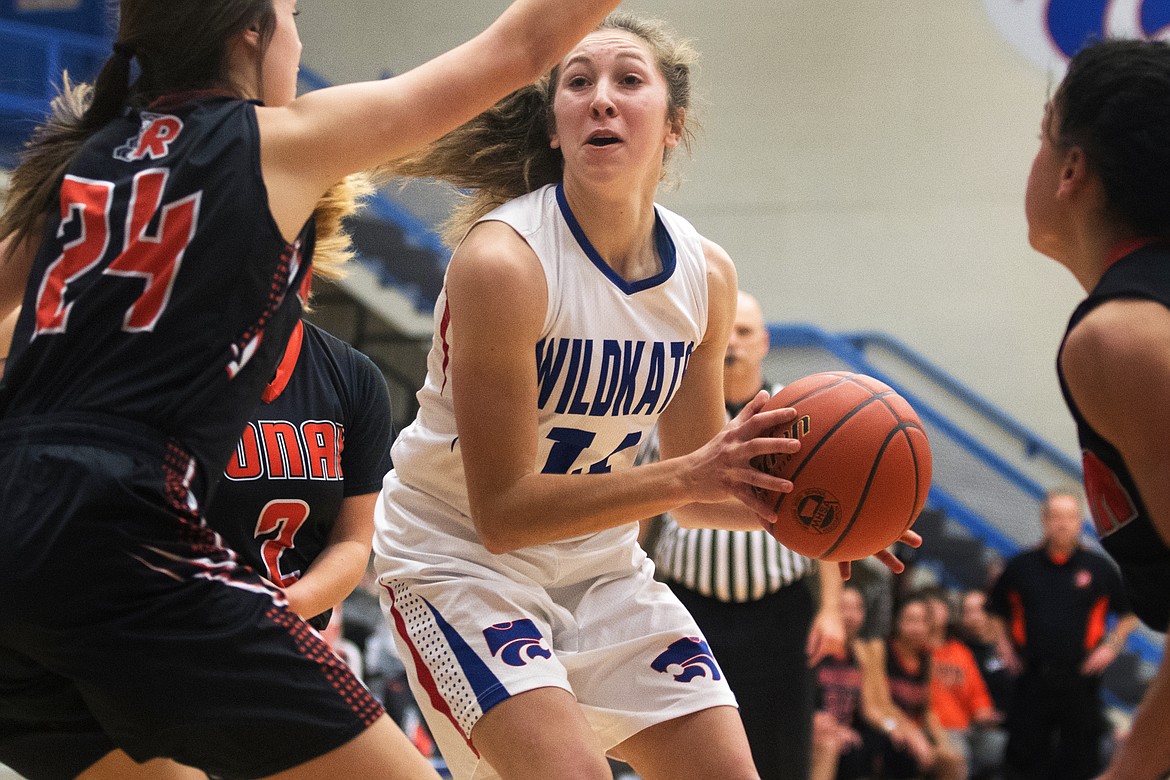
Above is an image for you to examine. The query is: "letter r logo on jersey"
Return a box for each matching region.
[113,113,184,162]
[651,636,722,683]
[482,620,552,667]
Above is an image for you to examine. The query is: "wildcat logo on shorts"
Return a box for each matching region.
[981,0,1170,75]
[651,637,722,683]
[482,619,552,667]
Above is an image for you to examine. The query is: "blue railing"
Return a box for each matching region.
[770,323,1054,500]
[0,17,108,107]
[0,18,109,163]
[841,329,1082,476]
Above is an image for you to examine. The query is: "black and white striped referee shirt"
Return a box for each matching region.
[639,385,815,603]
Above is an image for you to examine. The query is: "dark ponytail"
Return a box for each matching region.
[1056,39,1170,236]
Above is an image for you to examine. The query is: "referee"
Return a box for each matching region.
[643,290,845,780]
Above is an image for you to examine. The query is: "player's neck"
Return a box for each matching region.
[1064,218,1142,291]
[560,177,659,281]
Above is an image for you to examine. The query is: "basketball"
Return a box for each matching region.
[752,371,932,562]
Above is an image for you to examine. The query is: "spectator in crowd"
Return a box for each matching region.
[871,595,965,780]
[848,556,896,651]
[958,589,1014,715]
[923,588,1005,780]
[811,584,890,780]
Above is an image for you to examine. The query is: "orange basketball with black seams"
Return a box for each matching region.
[752,371,932,562]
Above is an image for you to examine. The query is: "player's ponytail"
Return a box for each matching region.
[379,79,563,249]
[1056,39,1170,237]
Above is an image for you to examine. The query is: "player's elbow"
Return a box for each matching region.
[471,509,525,555]
[669,503,704,529]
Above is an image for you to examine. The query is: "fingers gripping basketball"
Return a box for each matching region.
[752,372,932,562]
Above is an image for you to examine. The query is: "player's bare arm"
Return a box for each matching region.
[283,492,377,622]
[0,222,41,317]
[257,0,620,241]
[664,237,799,530]
[1062,298,1170,780]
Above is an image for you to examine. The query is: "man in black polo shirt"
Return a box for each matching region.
[987,490,1138,780]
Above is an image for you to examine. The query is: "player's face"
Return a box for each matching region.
[1025,103,1070,261]
[1042,493,1083,551]
[840,587,866,639]
[896,602,931,648]
[725,292,770,373]
[261,0,302,107]
[550,30,681,186]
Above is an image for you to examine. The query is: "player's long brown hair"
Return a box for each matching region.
[380,12,698,248]
[308,173,372,292]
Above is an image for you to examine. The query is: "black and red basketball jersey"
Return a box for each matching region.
[0,94,313,493]
[1058,244,1170,632]
[815,645,863,727]
[886,643,931,726]
[205,320,392,603]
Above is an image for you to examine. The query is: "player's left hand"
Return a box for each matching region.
[806,609,847,666]
[837,529,922,580]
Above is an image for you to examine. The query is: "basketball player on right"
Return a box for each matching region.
[1026,38,1170,780]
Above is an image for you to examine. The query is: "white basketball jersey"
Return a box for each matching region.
[391,184,708,534]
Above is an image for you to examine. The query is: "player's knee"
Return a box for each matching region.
[518,752,611,780]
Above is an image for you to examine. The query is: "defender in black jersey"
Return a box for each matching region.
[0,0,624,776]
[1023,38,1170,780]
[206,320,392,631]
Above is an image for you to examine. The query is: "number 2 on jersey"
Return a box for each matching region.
[34,170,200,336]
[255,499,310,587]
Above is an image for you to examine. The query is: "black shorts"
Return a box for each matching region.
[0,415,384,779]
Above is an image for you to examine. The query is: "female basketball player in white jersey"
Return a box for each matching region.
[375,15,920,779]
